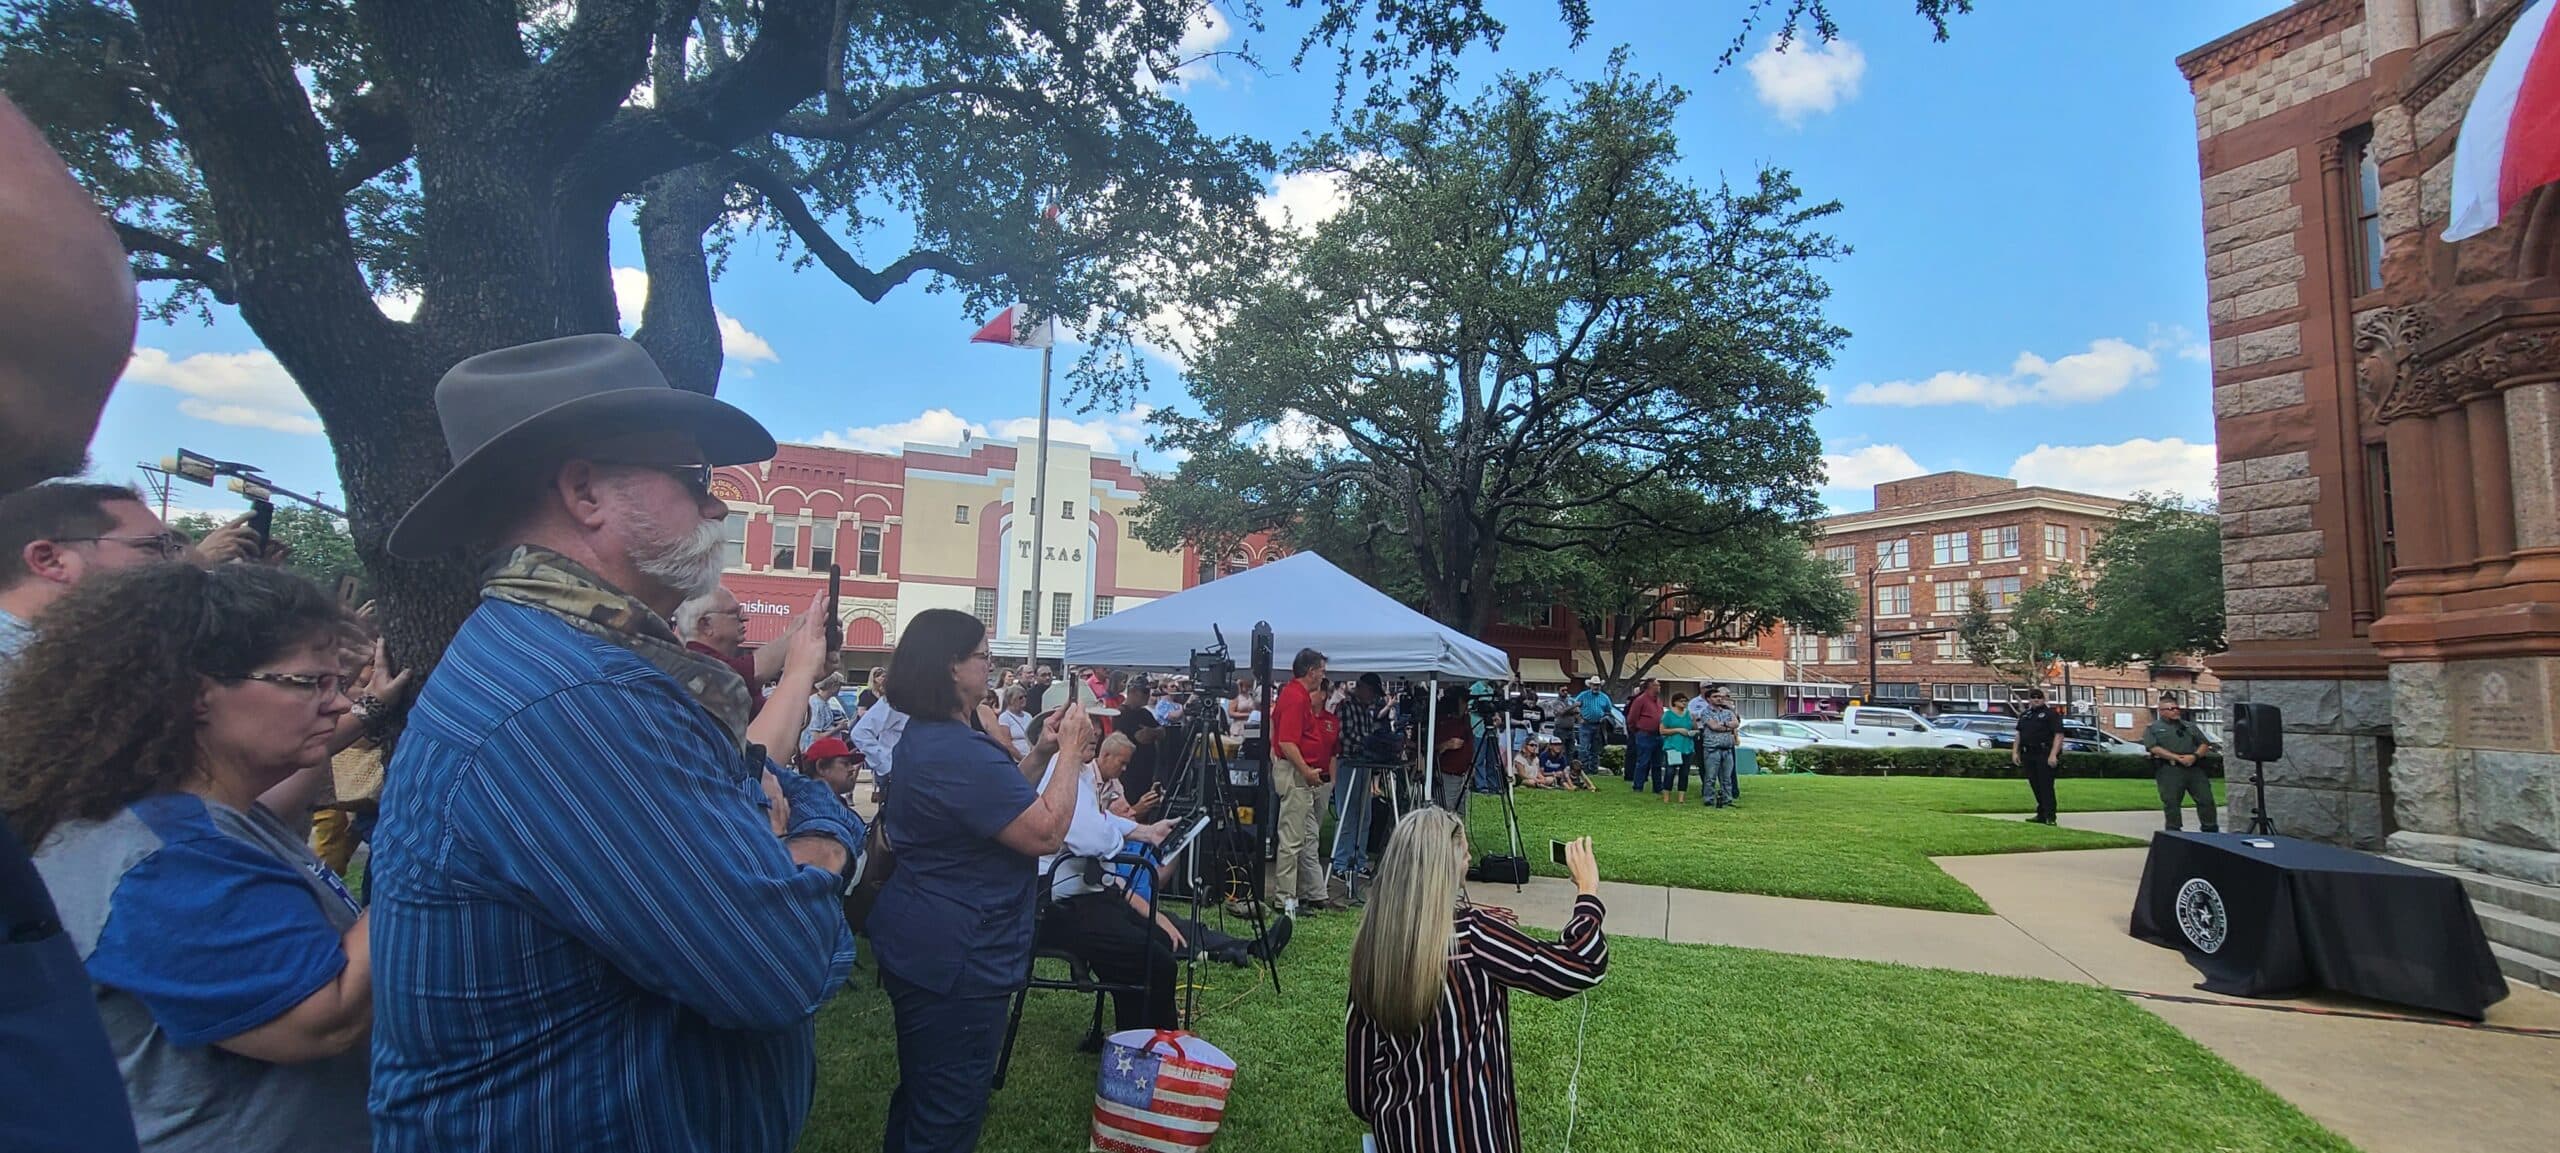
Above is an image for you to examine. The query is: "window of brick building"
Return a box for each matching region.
[2044,524,2069,560]
[2365,443,2396,603]
[972,588,997,629]
[1878,638,1913,662]
[722,512,747,569]
[1878,584,1911,616]
[955,504,970,524]
[1062,500,1076,520]
[1051,592,1072,634]
[1826,635,1855,663]
[858,525,883,575]
[770,521,797,570]
[1094,596,1115,619]
[1876,539,1911,571]
[1934,583,1970,614]
[1981,525,2020,560]
[1020,590,1038,635]
[2347,126,2384,295]
[2106,687,2148,707]
[810,519,836,571]
[1939,634,1969,661]
[1931,532,1969,565]
[1789,633,1820,663]
[1983,576,2023,610]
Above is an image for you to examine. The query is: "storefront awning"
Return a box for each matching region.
[1646,654,1785,686]
[1515,658,1569,684]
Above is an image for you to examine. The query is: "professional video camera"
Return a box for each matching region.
[1189,637,1237,699]
[1468,683,1542,724]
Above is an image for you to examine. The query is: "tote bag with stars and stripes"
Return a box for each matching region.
[1089,1029,1235,1151]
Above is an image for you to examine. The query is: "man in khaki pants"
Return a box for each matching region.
[1268,647,1338,915]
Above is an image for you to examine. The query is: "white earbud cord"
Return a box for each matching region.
[1561,987,1592,1152]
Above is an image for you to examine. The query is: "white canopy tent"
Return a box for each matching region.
[1062,551,1511,683]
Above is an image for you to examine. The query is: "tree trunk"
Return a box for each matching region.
[633,163,733,395]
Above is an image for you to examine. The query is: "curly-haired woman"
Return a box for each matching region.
[1,563,374,1153]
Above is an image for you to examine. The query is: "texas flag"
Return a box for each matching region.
[969,304,1054,349]
[2445,0,2560,241]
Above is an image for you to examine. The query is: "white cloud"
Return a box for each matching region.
[1153,4,1235,90]
[1821,443,1926,492]
[375,289,420,322]
[1745,36,1866,126]
[610,266,776,363]
[1843,338,2160,409]
[1252,410,1349,455]
[2007,438,2217,500]
[812,404,1163,458]
[121,347,325,436]
[1256,169,1353,235]
[717,314,777,362]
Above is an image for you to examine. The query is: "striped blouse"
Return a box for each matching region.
[1346,894,1610,1153]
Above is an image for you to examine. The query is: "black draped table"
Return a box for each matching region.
[2129,831,2509,1019]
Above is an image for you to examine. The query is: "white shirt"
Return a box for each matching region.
[1036,761,1136,901]
[997,708,1033,756]
[848,703,908,780]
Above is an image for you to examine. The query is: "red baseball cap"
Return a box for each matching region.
[803,736,854,762]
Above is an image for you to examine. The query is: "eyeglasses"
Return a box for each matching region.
[597,461,715,499]
[227,671,351,698]
[60,533,190,559]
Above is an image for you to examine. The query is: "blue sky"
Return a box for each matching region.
[90,0,2289,521]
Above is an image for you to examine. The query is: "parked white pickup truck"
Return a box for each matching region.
[1828,705,1993,750]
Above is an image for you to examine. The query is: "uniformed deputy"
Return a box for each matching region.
[2140,696,2220,833]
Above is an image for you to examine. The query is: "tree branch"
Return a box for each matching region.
[774,79,1039,146]
[517,0,657,157]
[731,159,1109,303]
[563,0,835,199]
[114,223,235,303]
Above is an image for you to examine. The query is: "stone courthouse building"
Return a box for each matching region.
[2181,0,2560,984]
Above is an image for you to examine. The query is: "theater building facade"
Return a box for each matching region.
[2181,0,2560,903]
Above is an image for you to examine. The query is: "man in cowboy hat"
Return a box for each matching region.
[367,334,863,1153]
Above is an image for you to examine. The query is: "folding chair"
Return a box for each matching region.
[992,852,1155,1090]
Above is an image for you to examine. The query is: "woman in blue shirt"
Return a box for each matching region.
[867,609,1092,1152]
[3,563,376,1153]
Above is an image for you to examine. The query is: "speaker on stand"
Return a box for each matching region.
[2230,703,2283,836]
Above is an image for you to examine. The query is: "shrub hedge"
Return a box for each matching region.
[1786,746,2223,780]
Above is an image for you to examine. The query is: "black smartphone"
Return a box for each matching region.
[1550,839,1569,866]
[334,573,360,605]
[246,500,274,550]
[824,564,842,650]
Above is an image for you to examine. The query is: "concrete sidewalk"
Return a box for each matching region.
[1488,813,2560,1153]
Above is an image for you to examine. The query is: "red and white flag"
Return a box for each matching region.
[969,304,1054,349]
[2445,0,2560,241]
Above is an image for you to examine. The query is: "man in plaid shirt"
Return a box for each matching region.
[1329,673,1397,887]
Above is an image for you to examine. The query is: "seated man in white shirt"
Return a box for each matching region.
[1037,733,1181,1032]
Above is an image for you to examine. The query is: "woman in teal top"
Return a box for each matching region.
[1657,693,1695,804]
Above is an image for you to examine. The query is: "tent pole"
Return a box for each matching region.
[1421,682,1438,819]
[1026,340,1053,680]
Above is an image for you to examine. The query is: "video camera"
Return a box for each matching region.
[1468,684,1541,724]
[1189,627,1238,698]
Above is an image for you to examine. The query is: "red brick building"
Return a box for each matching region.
[1792,472,2221,738]
[2181,0,2560,913]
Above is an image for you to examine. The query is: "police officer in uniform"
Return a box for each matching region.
[2140,695,2220,832]
[2011,688,2064,824]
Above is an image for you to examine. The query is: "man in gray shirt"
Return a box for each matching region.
[1696,685,1742,808]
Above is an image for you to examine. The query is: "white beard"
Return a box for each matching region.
[629,509,725,600]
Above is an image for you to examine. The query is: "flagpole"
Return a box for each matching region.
[1027,332,1054,679]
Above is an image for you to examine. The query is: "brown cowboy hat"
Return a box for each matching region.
[387,334,774,560]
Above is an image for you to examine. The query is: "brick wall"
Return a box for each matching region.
[2192,20,2367,140]
[1874,472,2018,511]
[2215,449,2328,642]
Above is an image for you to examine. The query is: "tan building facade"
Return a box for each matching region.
[707,437,1243,666]
[1795,472,2220,737]
[2181,0,2560,908]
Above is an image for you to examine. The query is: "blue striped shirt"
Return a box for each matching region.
[367,601,859,1152]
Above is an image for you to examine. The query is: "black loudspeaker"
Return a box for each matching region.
[2231,702,2284,762]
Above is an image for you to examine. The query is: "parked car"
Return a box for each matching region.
[1932,713,2019,750]
[2062,723,2148,756]
[1781,709,1845,724]
[1737,718,1877,753]
[1837,705,1993,750]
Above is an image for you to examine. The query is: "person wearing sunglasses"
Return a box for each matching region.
[0,481,186,670]
[4,563,375,1152]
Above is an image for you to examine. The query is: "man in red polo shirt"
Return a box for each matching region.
[1269,647,1338,915]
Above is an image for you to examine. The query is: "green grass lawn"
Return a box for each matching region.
[800,912,2347,1153]
[1460,775,2227,914]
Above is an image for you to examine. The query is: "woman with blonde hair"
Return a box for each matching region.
[1345,808,1608,1153]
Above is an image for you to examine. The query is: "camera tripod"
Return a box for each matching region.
[1465,707,1529,892]
[1160,695,1282,1013]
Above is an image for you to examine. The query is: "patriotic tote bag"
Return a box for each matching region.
[1090,1029,1236,1151]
